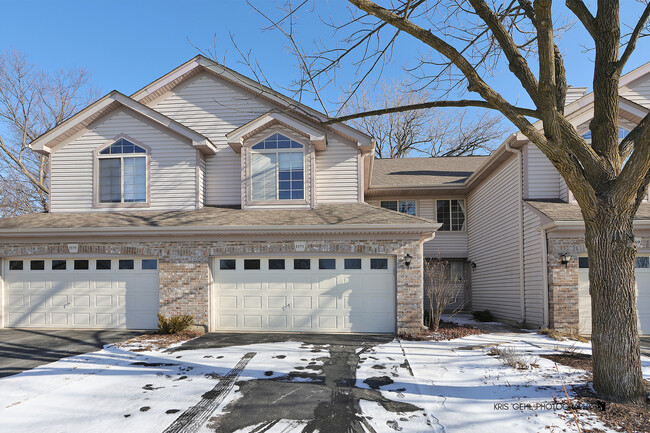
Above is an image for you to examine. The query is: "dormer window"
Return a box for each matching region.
[97,138,148,204]
[250,134,305,201]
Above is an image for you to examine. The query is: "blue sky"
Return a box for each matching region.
[2,1,649,117]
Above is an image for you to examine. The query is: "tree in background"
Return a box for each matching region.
[253,0,650,402]
[347,81,505,158]
[0,51,98,217]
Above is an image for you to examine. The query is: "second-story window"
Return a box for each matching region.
[250,133,304,201]
[98,138,147,203]
[436,199,465,231]
[380,200,416,216]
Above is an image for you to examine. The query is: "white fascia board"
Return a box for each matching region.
[131,57,202,101]
[31,92,217,156]
[0,222,441,238]
[227,112,327,152]
[30,93,118,155]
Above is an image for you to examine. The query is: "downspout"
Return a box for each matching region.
[506,141,526,326]
[541,225,550,328]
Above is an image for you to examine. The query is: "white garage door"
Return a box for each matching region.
[578,256,650,335]
[3,257,159,329]
[213,256,396,333]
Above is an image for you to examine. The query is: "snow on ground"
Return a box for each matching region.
[0,340,320,433]
[1,324,648,433]
[357,330,650,433]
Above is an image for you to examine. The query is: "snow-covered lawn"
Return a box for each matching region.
[0,325,648,433]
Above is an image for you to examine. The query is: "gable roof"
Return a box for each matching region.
[0,203,439,237]
[29,91,216,155]
[226,111,328,153]
[129,55,374,153]
[370,156,489,188]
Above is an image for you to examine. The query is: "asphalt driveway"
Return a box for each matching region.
[0,329,146,378]
[168,332,398,432]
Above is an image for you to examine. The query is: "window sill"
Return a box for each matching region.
[93,202,151,209]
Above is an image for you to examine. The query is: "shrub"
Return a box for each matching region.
[472,309,494,322]
[423,257,465,331]
[158,314,194,335]
[487,346,539,370]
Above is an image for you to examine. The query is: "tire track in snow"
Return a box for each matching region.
[162,351,256,433]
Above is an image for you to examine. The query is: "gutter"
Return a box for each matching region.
[506,140,527,326]
[0,223,442,238]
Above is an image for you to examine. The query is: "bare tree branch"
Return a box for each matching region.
[324,98,538,125]
[566,0,596,39]
[617,2,650,74]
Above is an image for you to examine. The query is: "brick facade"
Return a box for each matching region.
[547,237,584,333]
[546,235,650,333]
[0,237,424,334]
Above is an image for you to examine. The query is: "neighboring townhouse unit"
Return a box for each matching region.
[1,55,649,336]
[366,63,650,336]
[0,56,439,334]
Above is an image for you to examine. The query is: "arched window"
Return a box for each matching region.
[98,138,147,203]
[250,133,305,201]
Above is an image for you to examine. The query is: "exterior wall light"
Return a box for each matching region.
[404,253,413,268]
[470,261,477,270]
[560,253,572,266]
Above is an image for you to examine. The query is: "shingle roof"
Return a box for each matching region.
[370,156,489,187]
[0,203,435,231]
[526,200,650,222]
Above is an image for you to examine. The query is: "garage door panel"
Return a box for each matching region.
[293,315,313,329]
[51,313,68,325]
[243,296,262,309]
[317,316,337,329]
[4,258,159,329]
[244,315,263,328]
[219,296,238,309]
[214,256,395,333]
[8,295,25,308]
[29,313,47,326]
[268,315,287,328]
[292,296,312,309]
[317,295,337,309]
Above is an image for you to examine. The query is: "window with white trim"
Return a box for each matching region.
[380,200,416,216]
[250,133,305,201]
[436,199,466,231]
[98,138,147,203]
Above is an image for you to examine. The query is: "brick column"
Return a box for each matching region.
[547,238,584,333]
[395,242,424,334]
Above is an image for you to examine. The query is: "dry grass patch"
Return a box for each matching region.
[116,329,204,352]
[399,320,487,341]
[539,328,589,343]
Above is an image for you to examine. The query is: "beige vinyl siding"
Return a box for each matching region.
[418,199,434,219]
[523,206,545,326]
[424,232,468,258]
[467,156,523,323]
[621,75,650,108]
[523,143,564,200]
[316,137,359,203]
[50,109,197,212]
[150,73,272,206]
[559,178,570,202]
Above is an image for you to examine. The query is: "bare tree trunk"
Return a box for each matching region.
[585,206,645,403]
